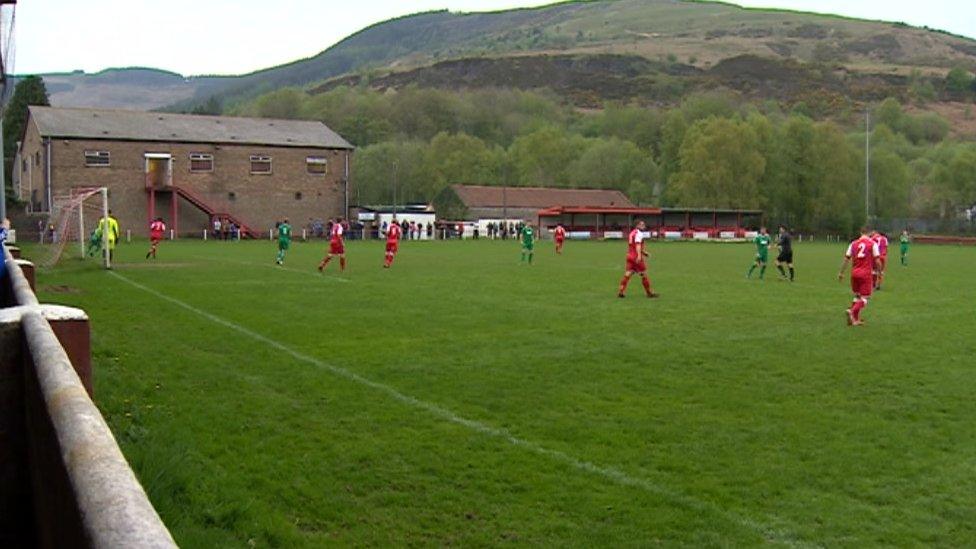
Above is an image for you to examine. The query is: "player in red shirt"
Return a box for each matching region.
[383,217,402,268]
[146,217,166,259]
[553,223,567,254]
[838,227,881,326]
[618,220,659,298]
[871,231,889,290]
[318,217,347,273]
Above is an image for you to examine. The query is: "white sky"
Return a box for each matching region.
[11,0,976,76]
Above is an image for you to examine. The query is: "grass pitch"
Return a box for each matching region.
[26,237,976,547]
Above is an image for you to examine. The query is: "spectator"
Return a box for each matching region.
[212,216,221,240]
[426,222,433,240]
[409,221,417,240]
[0,218,9,282]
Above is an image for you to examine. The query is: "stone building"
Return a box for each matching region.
[14,106,354,237]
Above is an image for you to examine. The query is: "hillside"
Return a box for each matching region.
[26,0,976,113]
[11,69,226,111]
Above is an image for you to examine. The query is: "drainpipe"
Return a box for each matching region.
[344,150,350,219]
[45,139,53,213]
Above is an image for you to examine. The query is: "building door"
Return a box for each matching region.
[144,154,172,189]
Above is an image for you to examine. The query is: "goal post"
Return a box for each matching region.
[38,187,111,269]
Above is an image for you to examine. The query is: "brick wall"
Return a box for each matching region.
[21,120,353,237]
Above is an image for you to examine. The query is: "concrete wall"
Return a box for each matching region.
[18,117,353,237]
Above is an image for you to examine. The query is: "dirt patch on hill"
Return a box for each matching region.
[844,34,903,61]
[313,54,703,107]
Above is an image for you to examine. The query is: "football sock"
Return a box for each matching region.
[777,265,787,278]
[618,275,630,295]
[760,265,766,279]
[320,257,331,270]
[528,252,533,264]
[851,298,866,320]
[339,257,346,272]
[789,267,795,281]
[748,264,756,277]
[641,276,652,296]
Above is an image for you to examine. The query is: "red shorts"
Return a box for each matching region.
[851,275,873,297]
[626,256,646,273]
[329,241,345,255]
[150,234,163,243]
[385,241,398,254]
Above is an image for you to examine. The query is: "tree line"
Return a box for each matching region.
[234,84,976,233]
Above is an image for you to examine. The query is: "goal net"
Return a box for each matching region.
[37,187,111,269]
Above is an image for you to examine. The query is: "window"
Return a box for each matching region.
[84,150,110,167]
[306,156,328,175]
[250,155,272,174]
[189,153,214,172]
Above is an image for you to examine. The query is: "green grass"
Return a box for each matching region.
[23,237,976,547]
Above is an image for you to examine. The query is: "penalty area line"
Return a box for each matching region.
[108,270,813,548]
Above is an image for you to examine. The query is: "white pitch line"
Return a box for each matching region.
[108,270,815,548]
[193,256,350,283]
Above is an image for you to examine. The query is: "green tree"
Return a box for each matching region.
[875,98,903,130]
[352,140,429,205]
[422,132,501,200]
[3,75,50,190]
[253,88,304,119]
[668,117,765,209]
[509,126,586,186]
[945,67,974,94]
[869,148,911,219]
[569,137,658,192]
[659,110,687,185]
[190,96,222,115]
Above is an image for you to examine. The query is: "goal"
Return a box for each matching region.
[38,187,111,269]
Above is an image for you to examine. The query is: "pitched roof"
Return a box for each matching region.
[28,106,354,149]
[452,184,634,209]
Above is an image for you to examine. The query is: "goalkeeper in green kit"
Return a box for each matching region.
[747,226,771,279]
[520,223,535,264]
[275,218,292,265]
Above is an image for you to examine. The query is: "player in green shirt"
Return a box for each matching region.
[899,229,910,266]
[747,227,771,279]
[276,218,292,265]
[520,223,535,264]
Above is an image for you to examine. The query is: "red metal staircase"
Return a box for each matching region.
[147,184,258,238]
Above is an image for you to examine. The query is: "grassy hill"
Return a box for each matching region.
[26,0,976,112]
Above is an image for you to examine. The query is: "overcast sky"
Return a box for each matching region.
[11,0,976,76]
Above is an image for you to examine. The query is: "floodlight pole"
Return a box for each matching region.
[101,188,110,270]
[78,196,85,258]
[865,108,871,226]
[392,160,398,216]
